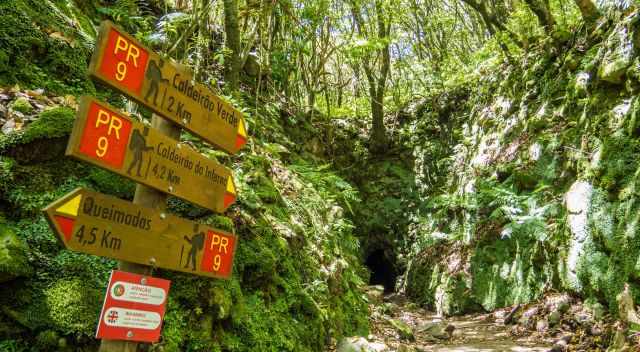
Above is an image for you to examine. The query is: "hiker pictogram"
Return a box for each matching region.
[183,224,205,271]
[126,127,154,177]
[144,59,169,106]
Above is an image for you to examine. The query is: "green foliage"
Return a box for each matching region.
[471,237,554,311]
[97,0,153,34]
[86,168,135,199]
[0,0,95,94]
[594,135,640,191]
[0,223,32,282]
[9,97,33,114]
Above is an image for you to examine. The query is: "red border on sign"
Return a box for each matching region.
[96,270,171,343]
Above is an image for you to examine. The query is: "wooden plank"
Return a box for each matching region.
[43,187,238,280]
[66,96,237,213]
[87,20,247,154]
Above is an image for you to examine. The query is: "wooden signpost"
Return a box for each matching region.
[43,20,247,350]
[88,21,247,154]
[67,96,237,213]
[44,188,238,279]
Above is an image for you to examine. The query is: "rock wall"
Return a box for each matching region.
[401,6,640,317]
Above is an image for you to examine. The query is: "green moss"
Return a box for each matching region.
[0,278,101,337]
[0,223,32,282]
[0,107,75,161]
[9,97,33,114]
[87,168,135,199]
[44,278,103,335]
[0,0,95,95]
[471,238,553,311]
[594,135,640,192]
[1,160,89,217]
[35,330,59,349]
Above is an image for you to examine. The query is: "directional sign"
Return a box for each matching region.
[67,96,237,213]
[96,270,171,343]
[43,188,238,279]
[87,20,247,154]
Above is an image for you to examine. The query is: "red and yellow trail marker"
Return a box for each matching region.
[88,21,248,154]
[224,176,237,209]
[43,188,238,279]
[67,97,236,213]
[236,119,247,150]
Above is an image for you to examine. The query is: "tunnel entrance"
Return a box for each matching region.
[365,249,397,293]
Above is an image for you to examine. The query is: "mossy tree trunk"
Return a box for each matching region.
[574,0,599,23]
[351,0,391,154]
[223,0,241,93]
[523,0,555,33]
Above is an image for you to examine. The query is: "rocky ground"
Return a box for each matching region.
[331,286,640,352]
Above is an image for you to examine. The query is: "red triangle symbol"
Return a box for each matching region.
[235,135,247,150]
[224,193,236,209]
[54,215,75,242]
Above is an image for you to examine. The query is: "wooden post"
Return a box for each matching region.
[99,113,180,352]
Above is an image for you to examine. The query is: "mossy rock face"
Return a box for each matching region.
[0,107,75,163]
[0,223,32,282]
[471,237,553,312]
[45,278,103,335]
[1,278,102,336]
[0,0,95,95]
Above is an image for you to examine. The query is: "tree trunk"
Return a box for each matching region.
[370,0,390,154]
[370,87,386,153]
[574,0,599,23]
[223,0,241,93]
[523,0,555,33]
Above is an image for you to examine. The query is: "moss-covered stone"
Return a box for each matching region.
[0,223,32,282]
[0,106,75,163]
[389,319,414,341]
[9,97,33,114]
[44,278,103,335]
[0,0,95,95]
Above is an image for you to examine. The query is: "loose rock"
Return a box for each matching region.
[0,223,32,283]
[337,337,387,352]
[389,319,415,341]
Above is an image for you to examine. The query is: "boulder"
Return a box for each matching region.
[564,180,593,291]
[365,285,384,304]
[389,319,415,341]
[417,321,450,340]
[336,337,388,352]
[0,223,32,282]
[616,283,640,331]
[598,14,638,84]
[9,96,33,114]
[548,310,562,326]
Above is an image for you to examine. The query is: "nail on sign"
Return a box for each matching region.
[88,21,247,154]
[67,96,237,213]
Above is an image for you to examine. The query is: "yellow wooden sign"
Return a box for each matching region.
[87,20,247,154]
[66,96,237,213]
[43,188,238,279]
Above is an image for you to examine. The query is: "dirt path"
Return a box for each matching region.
[333,289,555,352]
[368,299,553,351]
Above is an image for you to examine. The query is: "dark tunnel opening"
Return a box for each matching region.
[365,249,397,293]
